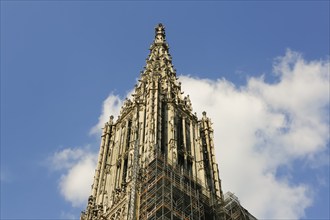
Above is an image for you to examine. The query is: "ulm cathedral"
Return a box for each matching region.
[81,24,256,220]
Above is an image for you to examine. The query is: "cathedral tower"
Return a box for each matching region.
[81,24,255,220]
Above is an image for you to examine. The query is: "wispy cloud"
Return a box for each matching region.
[60,211,77,220]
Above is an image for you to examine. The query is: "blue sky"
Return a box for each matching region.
[1,1,329,219]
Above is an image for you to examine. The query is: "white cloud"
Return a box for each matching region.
[89,94,123,135]
[50,147,97,207]
[89,90,135,135]
[179,49,329,219]
[50,94,131,208]
[52,50,329,219]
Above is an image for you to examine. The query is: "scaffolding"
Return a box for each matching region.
[139,156,210,220]
[222,192,257,220]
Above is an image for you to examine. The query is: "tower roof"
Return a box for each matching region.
[141,23,176,79]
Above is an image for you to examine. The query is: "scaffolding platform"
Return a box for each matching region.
[139,156,219,220]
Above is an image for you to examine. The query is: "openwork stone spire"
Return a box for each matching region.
[142,23,176,80]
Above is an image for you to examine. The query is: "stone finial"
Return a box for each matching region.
[109,115,114,124]
[155,23,166,44]
[155,23,165,35]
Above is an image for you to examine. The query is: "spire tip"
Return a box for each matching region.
[155,23,165,43]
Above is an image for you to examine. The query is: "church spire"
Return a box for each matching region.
[81,23,257,220]
[141,23,175,80]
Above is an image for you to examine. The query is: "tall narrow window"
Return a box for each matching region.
[177,116,184,153]
[201,129,214,191]
[185,120,191,153]
[177,115,184,168]
[187,159,193,177]
[115,164,121,189]
[161,101,167,155]
[185,120,192,175]
[126,120,132,151]
[122,156,128,184]
[122,120,132,184]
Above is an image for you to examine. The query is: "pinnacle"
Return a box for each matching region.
[138,23,175,80]
[154,23,166,44]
